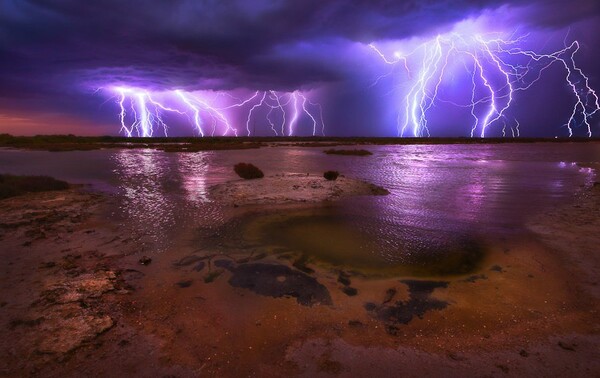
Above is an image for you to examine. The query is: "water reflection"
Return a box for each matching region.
[329,143,595,262]
[176,152,211,204]
[1,144,596,263]
[2,143,588,258]
[111,149,225,253]
[113,149,176,252]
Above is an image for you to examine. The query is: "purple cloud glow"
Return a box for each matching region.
[0,0,598,136]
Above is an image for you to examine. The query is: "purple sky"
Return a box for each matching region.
[0,0,599,137]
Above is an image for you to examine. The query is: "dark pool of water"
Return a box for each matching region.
[1,143,598,261]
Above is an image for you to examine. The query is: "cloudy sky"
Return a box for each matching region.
[1,0,599,137]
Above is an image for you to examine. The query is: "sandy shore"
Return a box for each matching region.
[1,175,599,377]
[210,173,389,205]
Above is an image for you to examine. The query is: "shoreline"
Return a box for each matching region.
[1,134,600,152]
[0,173,599,376]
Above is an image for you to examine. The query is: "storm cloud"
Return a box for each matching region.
[0,0,599,135]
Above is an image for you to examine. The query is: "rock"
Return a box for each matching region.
[323,171,339,181]
[342,286,358,296]
[39,271,116,305]
[37,311,113,355]
[233,163,264,179]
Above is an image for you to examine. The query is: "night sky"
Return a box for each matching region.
[1,0,599,137]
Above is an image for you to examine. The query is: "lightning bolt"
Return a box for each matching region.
[370,32,599,137]
[110,88,325,137]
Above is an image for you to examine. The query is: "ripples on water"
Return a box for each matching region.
[111,149,225,252]
[0,144,597,257]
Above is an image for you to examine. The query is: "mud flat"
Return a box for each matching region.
[0,188,196,376]
[1,175,599,377]
[209,173,389,205]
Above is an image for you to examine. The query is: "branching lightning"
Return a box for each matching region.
[111,87,325,137]
[370,33,599,137]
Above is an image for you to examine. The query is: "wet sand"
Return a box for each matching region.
[1,174,599,377]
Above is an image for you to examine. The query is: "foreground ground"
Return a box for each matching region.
[0,173,599,377]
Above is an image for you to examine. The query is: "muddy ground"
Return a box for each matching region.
[0,179,599,377]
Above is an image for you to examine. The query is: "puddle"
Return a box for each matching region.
[237,206,487,278]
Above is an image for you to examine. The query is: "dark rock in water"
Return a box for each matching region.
[176,280,193,288]
[174,255,204,267]
[138,256,152,266]
[490,265,504,273]
[342,287,358,296]
[234,162,264,180]
[227,263,332,306]
[323,170,339,181]
[193,261,206,272]
[337,272,351,286]
[365,280,449,326]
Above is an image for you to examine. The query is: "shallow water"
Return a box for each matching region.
[1,143,598,263]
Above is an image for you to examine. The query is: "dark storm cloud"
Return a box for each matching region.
[2,0,598,95]
[0,0,598,135]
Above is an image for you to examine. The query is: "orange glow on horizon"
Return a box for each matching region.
[0,112,114,136]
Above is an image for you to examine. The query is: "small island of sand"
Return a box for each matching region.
[209,173,389,205]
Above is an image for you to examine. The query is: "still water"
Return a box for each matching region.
[1,143,598,263]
